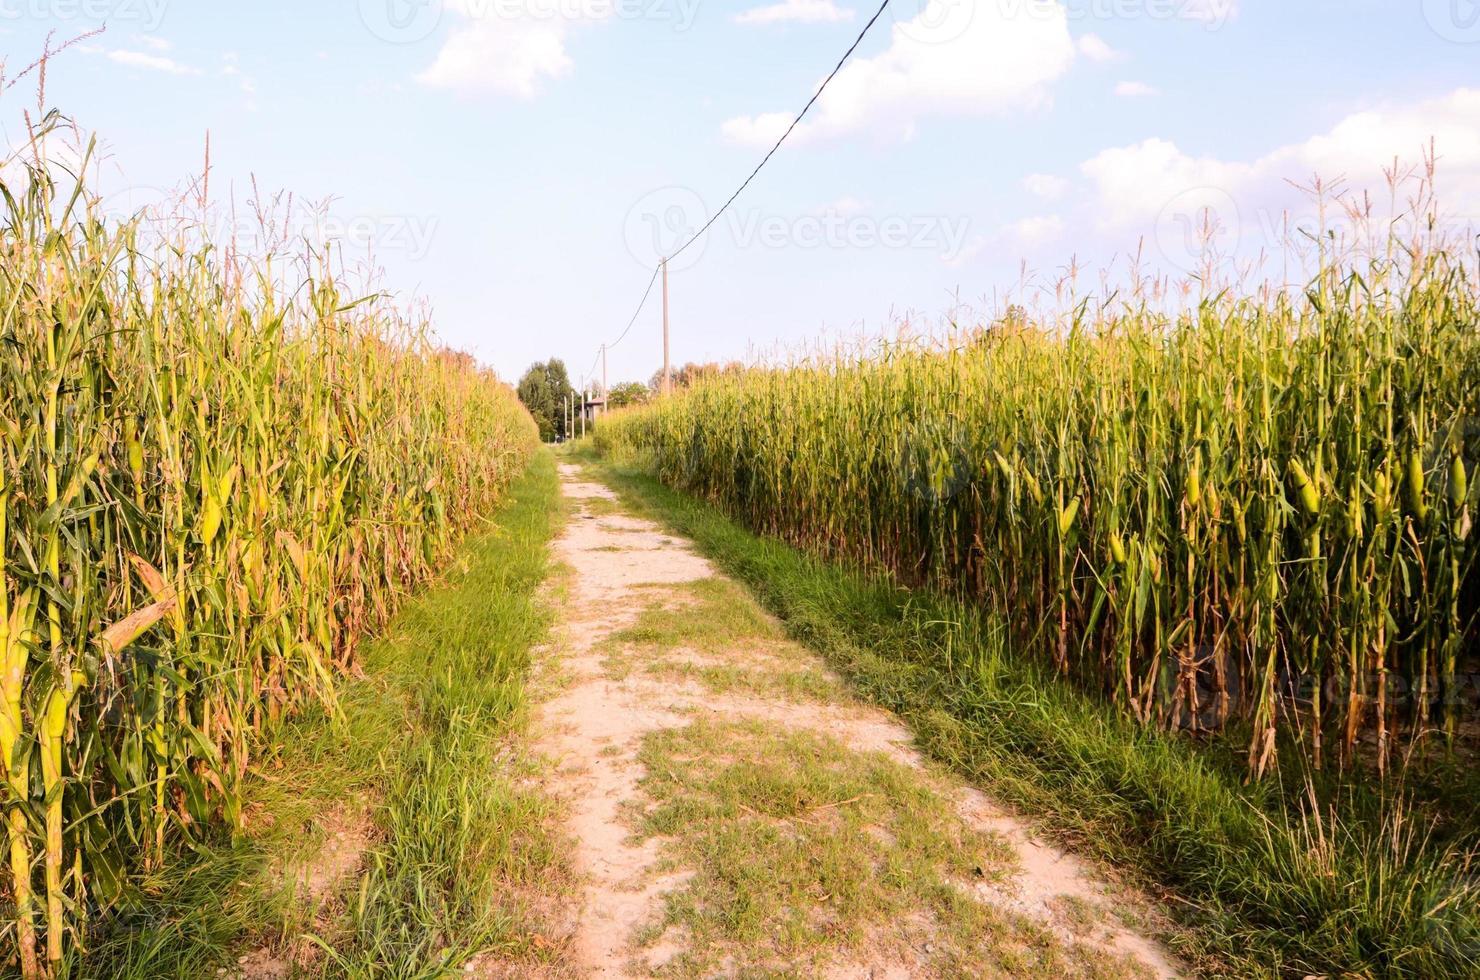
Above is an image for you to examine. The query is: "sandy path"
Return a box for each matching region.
[531,463,1184,979]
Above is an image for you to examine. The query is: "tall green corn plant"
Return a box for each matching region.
[596,227,1480,781]
[0,147,537,973]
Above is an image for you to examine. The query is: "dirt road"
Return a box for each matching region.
[530,462,1183,979]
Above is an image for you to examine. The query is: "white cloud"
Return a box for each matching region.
[417,0,613,97]
[1281,90,1480,184]
[1080,137,1250,229]
[133,35,171,53]
[1076,33,1122,63]
[720,112,793,146]
[1082,88,1480,232]
[1023,173,1069,200]
[418,23,571,96]
[943,233,987,269]
[722,0,1077,145]
[107,49,201,75]
[1007,214,1064,247]
[944,212,1064,268]
[1114,80,1159,97]
[735,0,853,25]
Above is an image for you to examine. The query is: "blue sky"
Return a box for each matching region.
[2,0,1477,389]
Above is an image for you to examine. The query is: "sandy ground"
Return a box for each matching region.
[530,463,1184,979]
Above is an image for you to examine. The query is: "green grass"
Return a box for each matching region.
[78,449,569,979]
[571,445,1480,979]
[629,718,1146,979]
[603,579,847,703]
[611,578,785,652]
[646,658,847,704]
[578,495,625,517]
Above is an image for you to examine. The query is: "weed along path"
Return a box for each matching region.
[531,461,1184,979]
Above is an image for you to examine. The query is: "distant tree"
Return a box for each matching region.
[607,380,651,408]
[516,358,576,441]
[647,360,746,391]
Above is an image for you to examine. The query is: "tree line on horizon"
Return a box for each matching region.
[516,358,746,441]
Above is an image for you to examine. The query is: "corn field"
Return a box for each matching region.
[0,152,537,972]
[597,239,1480,780]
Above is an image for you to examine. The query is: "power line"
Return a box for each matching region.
[593,0,892,380]
[604,262,661,352]
[667,0,892,263]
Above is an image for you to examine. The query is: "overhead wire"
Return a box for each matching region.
[594,0,892,369]
[665,0,892,265]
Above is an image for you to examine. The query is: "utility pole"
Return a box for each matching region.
[601,344,607,420]
[661,257,671,396]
